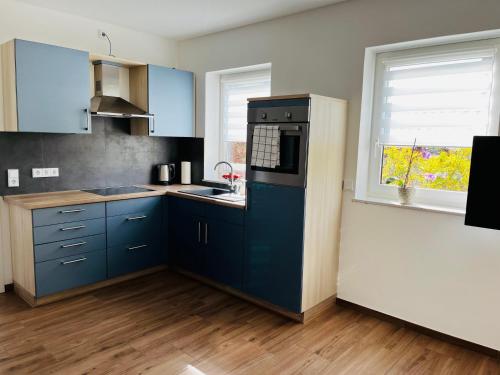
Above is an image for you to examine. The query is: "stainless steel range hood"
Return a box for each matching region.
[90,61,152,119]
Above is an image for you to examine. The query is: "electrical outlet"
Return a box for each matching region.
[32,168,43,178]
[49,168,59,177]
[32,168,59,178]
[7,169,19,187]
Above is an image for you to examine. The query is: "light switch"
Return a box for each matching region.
[7,169,19,187]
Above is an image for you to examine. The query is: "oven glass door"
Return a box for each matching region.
[246,123,308,187]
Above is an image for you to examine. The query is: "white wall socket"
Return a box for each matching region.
[32,168,59,178]
[7,169,19,187]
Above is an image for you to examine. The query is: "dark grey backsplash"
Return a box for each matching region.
[0,117,204,196]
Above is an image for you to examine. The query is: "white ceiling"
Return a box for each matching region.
[16,0,346,40]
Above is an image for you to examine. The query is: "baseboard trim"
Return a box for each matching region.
[336,298,499,359]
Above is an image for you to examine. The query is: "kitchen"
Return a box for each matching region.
[1,0,500,374]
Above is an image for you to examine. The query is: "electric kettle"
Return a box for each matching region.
[157,163,176,185]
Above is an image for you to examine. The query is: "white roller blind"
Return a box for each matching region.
[221,70,271,143]
[375,45,499,147]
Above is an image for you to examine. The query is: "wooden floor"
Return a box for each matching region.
[0,271,498,375]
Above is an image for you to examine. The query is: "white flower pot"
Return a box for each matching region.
[398,187,415,205]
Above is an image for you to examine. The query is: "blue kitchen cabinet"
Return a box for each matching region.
[148,65,194,137]
[15,39,91,134]
[106,197,165,278]
[168,197,244,288]
[244,182,305,313]
[204,218,244,290]
[35,250,107,297]
[168,197,205,273]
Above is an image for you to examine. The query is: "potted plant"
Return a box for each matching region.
[385,139,417,205]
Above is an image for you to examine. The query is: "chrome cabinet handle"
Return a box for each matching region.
[128,244,148,251]
[126,215,147,221]
[59,209,86,214]
[84,108,92,132]
[61,257,87,265]
[198,221,201,243]
[61,241,87,248]
[204,223,208,245]
[60,225,86,231]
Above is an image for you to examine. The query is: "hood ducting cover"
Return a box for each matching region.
[90,61,151,118]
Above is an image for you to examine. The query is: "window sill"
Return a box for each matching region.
[352,196,465,216]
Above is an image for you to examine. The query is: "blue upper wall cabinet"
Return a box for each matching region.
[13,39,91,134]
[148,65,195,137]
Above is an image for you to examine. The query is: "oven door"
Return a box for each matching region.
[246,122,309,187]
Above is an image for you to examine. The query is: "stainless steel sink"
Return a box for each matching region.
[179,188,246,202]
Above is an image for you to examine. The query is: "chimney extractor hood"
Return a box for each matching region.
[90,61,152,119]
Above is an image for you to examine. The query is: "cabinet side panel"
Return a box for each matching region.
[302,95,347,311]
[129,65,150,136]
[9,205,35,295]
[0,198,13,291]
[1,40,18,132]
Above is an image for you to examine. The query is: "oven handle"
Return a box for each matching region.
[278,125,301,132]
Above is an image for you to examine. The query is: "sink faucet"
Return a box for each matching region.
[214,161,237,193]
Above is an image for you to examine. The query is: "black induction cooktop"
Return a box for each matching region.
[83,186,154,196]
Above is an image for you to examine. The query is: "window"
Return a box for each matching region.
[219,70,271,178]
[358,37,500,209]
[204,64,271,182]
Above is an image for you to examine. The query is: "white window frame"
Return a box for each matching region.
[356,30,500,210]
[218,69,271,177]
[204,63,271,182]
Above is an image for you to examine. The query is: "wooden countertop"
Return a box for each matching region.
[3,184,246,210]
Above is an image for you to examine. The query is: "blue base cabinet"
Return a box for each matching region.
[35,251,107,297]
[244,182,305,313]
[32,203,107,297]
[30,197,166,299]
[204,219,244,289]
[168,197,245,289]
[106,197,164,278]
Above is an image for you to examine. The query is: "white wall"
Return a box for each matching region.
[178,0,500,350]
[0,0,177,286]
[0,0,177,66]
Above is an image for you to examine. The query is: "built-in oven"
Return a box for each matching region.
[246,98,310,187]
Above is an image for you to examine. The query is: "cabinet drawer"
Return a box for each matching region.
[33,203,105,227]
[106,197,162,217]
[107,211,161,248]
[35,250,106,297]
[107,242,164,278]
[34,234,106,263]
[33,218,105,245]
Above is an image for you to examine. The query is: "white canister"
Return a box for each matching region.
[181,161,191,184]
